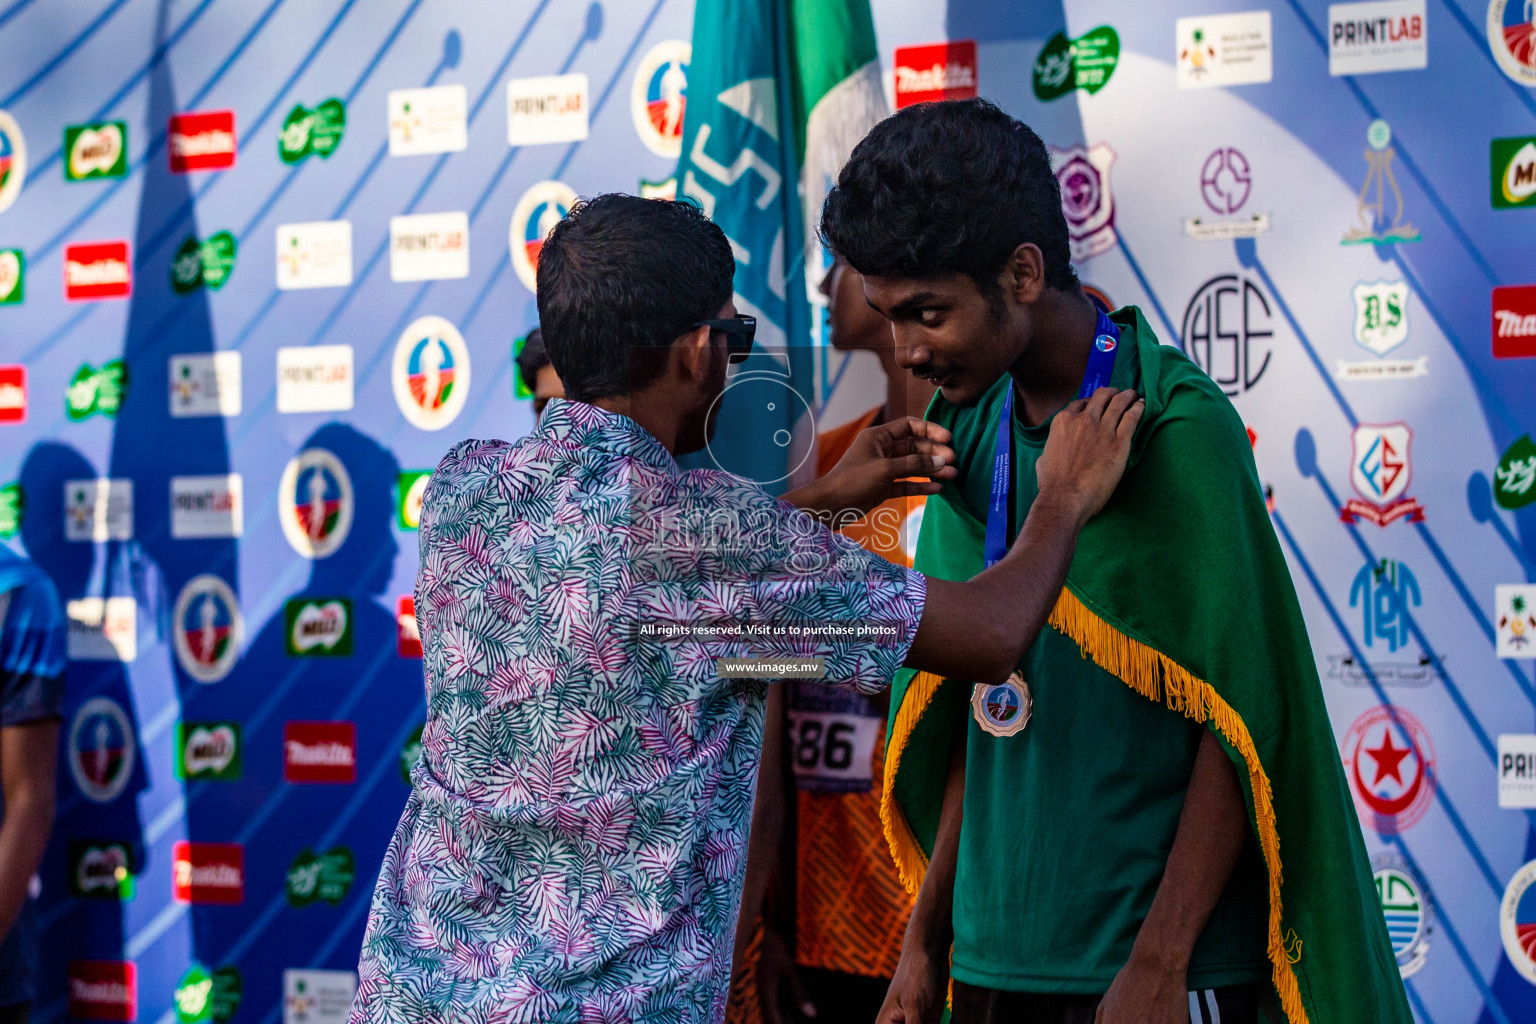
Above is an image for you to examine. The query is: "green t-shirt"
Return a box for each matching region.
[941,308,1271,994]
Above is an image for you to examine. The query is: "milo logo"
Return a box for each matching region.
[176,722,241,781]
[0,248,22,305]
[284,598,353,657]
[171,232,237,293]
[285,845,355,906]
[69,841,136,899]
[174,964,242,1024]
[279,99,345,164]
[65,360,127,420]
[65,121,128,181]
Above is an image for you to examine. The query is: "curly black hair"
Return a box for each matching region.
[820,98,1078,300]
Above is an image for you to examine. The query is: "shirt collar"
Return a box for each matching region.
[536,397,680,475]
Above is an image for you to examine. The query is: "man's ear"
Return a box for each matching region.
[672,323,715,383]
[1003,243,1047,305]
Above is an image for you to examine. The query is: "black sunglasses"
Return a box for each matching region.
[692,314,756,363]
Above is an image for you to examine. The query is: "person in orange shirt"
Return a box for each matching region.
[727,256,936,1024]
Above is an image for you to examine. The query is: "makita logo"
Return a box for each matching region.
[69,961,137,1021]
[171,130,234,158]
[1493,284,1536,358]
[896,62,976,94]
[182,864,241,887]
[0,382,22,411]
[71,980,131,1004]
[893,41,979,108]
[287,740,354,766]
[65,259,128,287]
[169,110,237,172]
[1497,310,1536,337]
[172,841,244,904]
[64,242,131,301]
[284,721,357,783]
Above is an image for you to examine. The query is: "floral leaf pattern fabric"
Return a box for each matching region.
[350,399,923,1024]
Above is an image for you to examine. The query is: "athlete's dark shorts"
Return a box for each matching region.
[951,979,1271,1024]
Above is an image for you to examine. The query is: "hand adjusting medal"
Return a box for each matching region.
[970,308,1120,739]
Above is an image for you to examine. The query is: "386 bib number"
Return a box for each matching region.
[787,711,880,794]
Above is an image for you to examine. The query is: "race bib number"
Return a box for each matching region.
[787,710,881,794]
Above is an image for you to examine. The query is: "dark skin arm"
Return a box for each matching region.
[732,684,786,973]
[1096,729,1250,1023]
[0,719,60,940]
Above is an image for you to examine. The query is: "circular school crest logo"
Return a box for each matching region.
[68,696,135,803]
[0,110,27,213]
[1502,858,1536,983]
[1094,333,1117,354]
[172,575,242,684]
[509,180,578,293]
[631,40,690,157]
[1371,854,1433,977]
[1342,705,1435,833]
[1488,1,1536,86]
[971,674,1033,738]
[278,448,353,559]
[392,316,470,431]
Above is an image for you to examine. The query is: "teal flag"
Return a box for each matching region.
[676,0,886,486]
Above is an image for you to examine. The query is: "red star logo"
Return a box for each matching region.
[1365,728,1413,787]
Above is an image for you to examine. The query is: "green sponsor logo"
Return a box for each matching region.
[638,176,676,200]
[64,121,128,181]
[396,471,430,530]
[1033,26,1119,101]
[66,360,128,420]
[0,483,21,538]
[286,846,355,906]
[513,335,534,399]
[68,840,136,899]
[400,723,424,783]
[1491,136,1536,210]
[1496,435,1536,510]
[285,597,354,657]
[174,964,242,1024]
[0,249,23,305]
[172,231,238,293]
[279,98,346,164]
[175,722,242,781]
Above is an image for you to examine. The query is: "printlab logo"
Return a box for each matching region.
[1048,143,1116,261]
[894,40,979,107]
[0,248,22,305]
[1497,584,1536,658]
[0,110,27,214]
[66,360,127,420]
[507,73,590,146]
[69,841,135,899]
[389,211,468,282]
[1488,0,1536,86]
[284,721,357,784]
[68,697,136,804]
[1342,704,1435,833]
[276,220,353,290]
[172,231,237,293]
[171,475,244,540]
[1185,147,1269,241]
[1177,10,1274,88]
[174,964,242,1024]
[1499,734,1536,807]
[1343,119,1421,245]
[279,98,345,164]
[510,181,578,293]
[1493,283,1536,359]
[1342,423,1425,526]
[1501,858,1536,984]
[1033,26,1118,101]
[396,596,422,657]
[283,969,356,1024]
[1329,0,1427,76]
[393,316,470,430]
[64,478,133,542]
[172,841,244,905]
[170,352,241,417]
[1181,273,1274,397]
[276,344,353,413]
[388,84,468,156]
[278,448,353,558]
[64,121,127,181]
[169,110,236,172]
[64,240,131,301]
[285,598,353,657]
[286,846,356,906]
[68,961,137,1023]
[396,470,430,529]
[175,722,241,781]
[172,575,242,682]
[1350,558,1420,653]
[67,597,137,662]
[0,365,26,423]
[1496,435,1536,508]
[631,40,690,156]
[1371,854,1433,977]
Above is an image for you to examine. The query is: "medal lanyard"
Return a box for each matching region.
[983,309,1120,568]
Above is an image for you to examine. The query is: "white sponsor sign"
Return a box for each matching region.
[389,211,469,282]
[64,478,133,542]
[275,220,352,290]
[388,84,468,156]
[283,969,356,1024]
[67,597,137,661]
[1334,356,1430,381]
[277,345,354,413]
[1176,11,1273,89]
[169,352,241,417]
[1329,1,1427,75]
[171,474,244,538]
[507,73,590,146]
[1500,734,1536,808]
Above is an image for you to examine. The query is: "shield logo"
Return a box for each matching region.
[1351,280,1411,356]
[1049,143,1117,261]
[1351,423,1412,505]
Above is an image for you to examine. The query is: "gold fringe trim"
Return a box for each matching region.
[880,670,945,896]
[1047,588,1309,1024]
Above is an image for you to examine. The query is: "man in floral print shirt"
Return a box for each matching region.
[350,195,1142,1024]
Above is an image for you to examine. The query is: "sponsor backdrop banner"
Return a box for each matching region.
[0,1,1533,1022]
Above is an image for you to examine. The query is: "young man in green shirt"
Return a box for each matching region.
[819,100,1410,1024]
